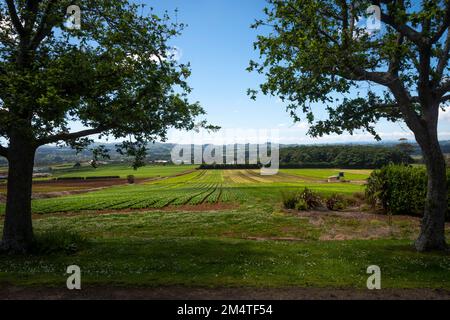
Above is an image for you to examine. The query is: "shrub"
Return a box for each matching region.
[352,192,366,202]
[281,191,298,209]
[326,194,348,211]
[295,199,308,211]
[365,164,450,218]
[31,229,89,255]
[127,175,135,184]
[281,188,322,211]
[299,188,322,209]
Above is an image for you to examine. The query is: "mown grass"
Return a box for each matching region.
[1,237,449,289]
[1,203,449,288]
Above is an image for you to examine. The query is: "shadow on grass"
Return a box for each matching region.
[0,238,449,289]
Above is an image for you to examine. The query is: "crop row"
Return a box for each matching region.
[24,171,239,214]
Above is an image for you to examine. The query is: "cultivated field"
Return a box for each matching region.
[0,165,449,297]
[1,167,366,214]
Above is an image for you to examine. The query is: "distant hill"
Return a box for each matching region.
[281,140,450,156]
[31,142,176,166]
[0,140,448,167]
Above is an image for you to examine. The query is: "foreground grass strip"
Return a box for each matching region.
[0,239,449,289]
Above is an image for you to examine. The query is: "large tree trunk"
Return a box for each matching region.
[0,135,36,254]
[415,133,448,252]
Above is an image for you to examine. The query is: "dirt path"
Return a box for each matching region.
[1,286,449,300]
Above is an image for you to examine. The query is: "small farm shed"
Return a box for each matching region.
[327,172,345,183]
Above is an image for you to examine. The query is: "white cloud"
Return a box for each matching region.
[439,106,450,123]
[130,46,182,65]
[293,122,310,130]
[166,123,450,145]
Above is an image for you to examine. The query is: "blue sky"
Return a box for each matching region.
[111,0,450,144]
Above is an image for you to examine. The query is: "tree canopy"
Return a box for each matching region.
[0,0,215,253]
[280,145,413,168]
[248,0,449,140]
[0,0,211,163]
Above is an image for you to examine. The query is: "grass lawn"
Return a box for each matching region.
[1,236,449,288]
[1,206,449,289]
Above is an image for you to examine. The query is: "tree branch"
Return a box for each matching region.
[388,79,425,134]
[431,2,450,43]
[440,94,450,104]
[371,0,424,46]
[340,65,394,87]
[30,0,59,51]
[436,80,450,97]
[0,145,9,158]
[389,33,404,76]
[37,127,107,146]
[5,0,25,38]
[435,31,450,86]
[23,0,40,35]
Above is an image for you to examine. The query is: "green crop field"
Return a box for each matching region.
[279,169,372,181]
[0,168,366,215]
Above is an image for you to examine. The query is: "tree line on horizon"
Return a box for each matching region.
[280,145,413,169]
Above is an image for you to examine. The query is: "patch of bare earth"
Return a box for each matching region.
[1,286,449,300]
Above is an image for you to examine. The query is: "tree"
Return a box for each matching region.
[0,0,210,253]
[249,0,450,251]
[397,138,416,161]
[73,162,81,169]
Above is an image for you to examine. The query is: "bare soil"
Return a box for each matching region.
[1,285,449,300]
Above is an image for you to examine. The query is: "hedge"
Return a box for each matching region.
[365,165,450,218]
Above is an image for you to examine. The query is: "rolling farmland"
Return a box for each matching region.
[0,167,368,215]
[51,164,198,179]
